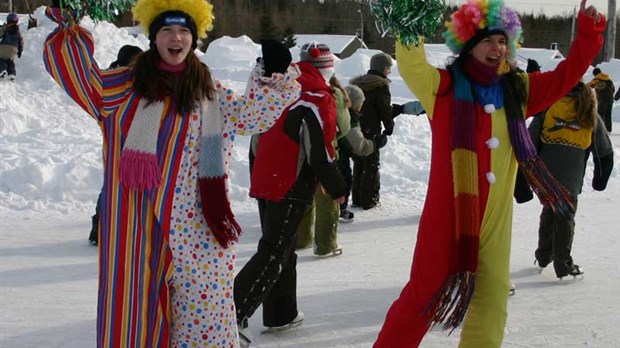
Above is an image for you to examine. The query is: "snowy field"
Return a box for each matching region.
[1,7,620,347]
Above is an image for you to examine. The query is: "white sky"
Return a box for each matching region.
[1,6,620,348]
[451,0,612,17]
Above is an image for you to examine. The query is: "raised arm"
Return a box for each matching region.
[43,7,106,120]
[395,40,442,119]
[221,63,301,137]
[526,2,606,116]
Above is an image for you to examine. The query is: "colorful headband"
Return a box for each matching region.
[132,0,214,39]
[443,0,522,58]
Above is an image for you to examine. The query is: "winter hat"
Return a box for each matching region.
[526,59,541,73]
[443,0,523,62]
[300,41,334,81]
[261,39,292,77]
[370,52,393,73]
[110,45,143,68]
[132,0,214,48]
[6,13,18,24]
[345,85,365,110]
[592,67,601,76]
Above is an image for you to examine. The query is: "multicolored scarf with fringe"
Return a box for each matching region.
[425,64,573,332]
[119,97,241,248]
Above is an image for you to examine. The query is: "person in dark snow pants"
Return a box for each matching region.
[234,42,345,343]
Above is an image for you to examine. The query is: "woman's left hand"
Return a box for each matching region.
[580,0,604,24]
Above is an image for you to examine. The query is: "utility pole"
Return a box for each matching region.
[357,9,364,44]
[604,0,616,61]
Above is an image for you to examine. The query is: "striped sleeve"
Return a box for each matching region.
[42,7,104,120]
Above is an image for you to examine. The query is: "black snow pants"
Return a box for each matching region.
[535,195,579,277]
[234,199,307,327]
[352,150,380,209]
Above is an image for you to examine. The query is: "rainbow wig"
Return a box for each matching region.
[443,0,522,60]
[132,0,214,39]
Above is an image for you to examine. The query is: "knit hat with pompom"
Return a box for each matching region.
[299,42,334,70]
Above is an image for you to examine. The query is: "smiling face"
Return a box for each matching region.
[155,24,193,66]
[470,34,508,67]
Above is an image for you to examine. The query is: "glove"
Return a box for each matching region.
[375,134,388,149]
[17,51,22,58]
[391,104,403,118]
[592,154,613,191]
[260,39,292,77]
[402,100,425,115]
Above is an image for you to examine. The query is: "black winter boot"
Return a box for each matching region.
[89,215,98,246]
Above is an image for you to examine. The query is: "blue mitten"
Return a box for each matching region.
[402,100,425,115]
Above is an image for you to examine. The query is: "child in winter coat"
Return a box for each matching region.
[520,81,613,278]
[587,67,615,132]
[43,0,301,346]
[0,13,24,81]
[338,84,387,219]
[296,73,350,256]
[374,0,606,347]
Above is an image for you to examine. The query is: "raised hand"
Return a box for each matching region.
[580,0,604,24]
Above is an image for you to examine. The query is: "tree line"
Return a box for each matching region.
[12,0,619,62]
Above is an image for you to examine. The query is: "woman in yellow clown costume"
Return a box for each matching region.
[372,0,605,347]
[43,0,300,346]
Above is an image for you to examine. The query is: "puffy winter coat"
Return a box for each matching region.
[349,70,394,138]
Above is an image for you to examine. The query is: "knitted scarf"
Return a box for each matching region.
[425,63,573,332]
[119,96,241,249]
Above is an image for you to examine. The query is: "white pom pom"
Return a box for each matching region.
[485,137,499,149]
[486,171,496,184]
[484,104,495,114]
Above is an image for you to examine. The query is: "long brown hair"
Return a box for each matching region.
[572,81,597,129]
[330,74,351,108]
[133,49,216,114]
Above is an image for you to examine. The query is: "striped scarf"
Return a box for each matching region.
[426,66,573,332]
[119,97,241,248]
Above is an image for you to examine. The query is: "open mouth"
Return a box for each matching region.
[486,56,500,65]
[168,47,183,56]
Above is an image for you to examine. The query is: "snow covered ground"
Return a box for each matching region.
[1,8,620,348]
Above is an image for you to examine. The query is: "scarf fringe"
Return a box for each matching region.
[425,272,476,334]
[119,150,161,190]
[199,177,242,248]
[519,157,574,216]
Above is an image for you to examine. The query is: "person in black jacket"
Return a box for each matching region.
[516,81,614,278]
[235,42,345,346]
[0,13,24,81]
[349,52,399,209]
[588,67,615,132]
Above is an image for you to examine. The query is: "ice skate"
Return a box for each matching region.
[314,245,343,259]
[261,312,304,334]
[339,208,354,223]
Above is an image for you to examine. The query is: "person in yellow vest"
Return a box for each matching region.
[526,81,613,278]
[587,67,615,132]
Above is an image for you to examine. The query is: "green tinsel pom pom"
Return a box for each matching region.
[371,0,447,46]
[57,0,136,22]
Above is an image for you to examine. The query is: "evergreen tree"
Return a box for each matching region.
[281,26,296,48]
[259,6,280,41]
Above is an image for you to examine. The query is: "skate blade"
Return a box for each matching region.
[260,319,303,334]
[339,217,354,223]
[314,248,343,259]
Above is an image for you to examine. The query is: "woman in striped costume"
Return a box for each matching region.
[43,0,300,346]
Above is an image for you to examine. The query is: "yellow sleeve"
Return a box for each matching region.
[395,40,441,119]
